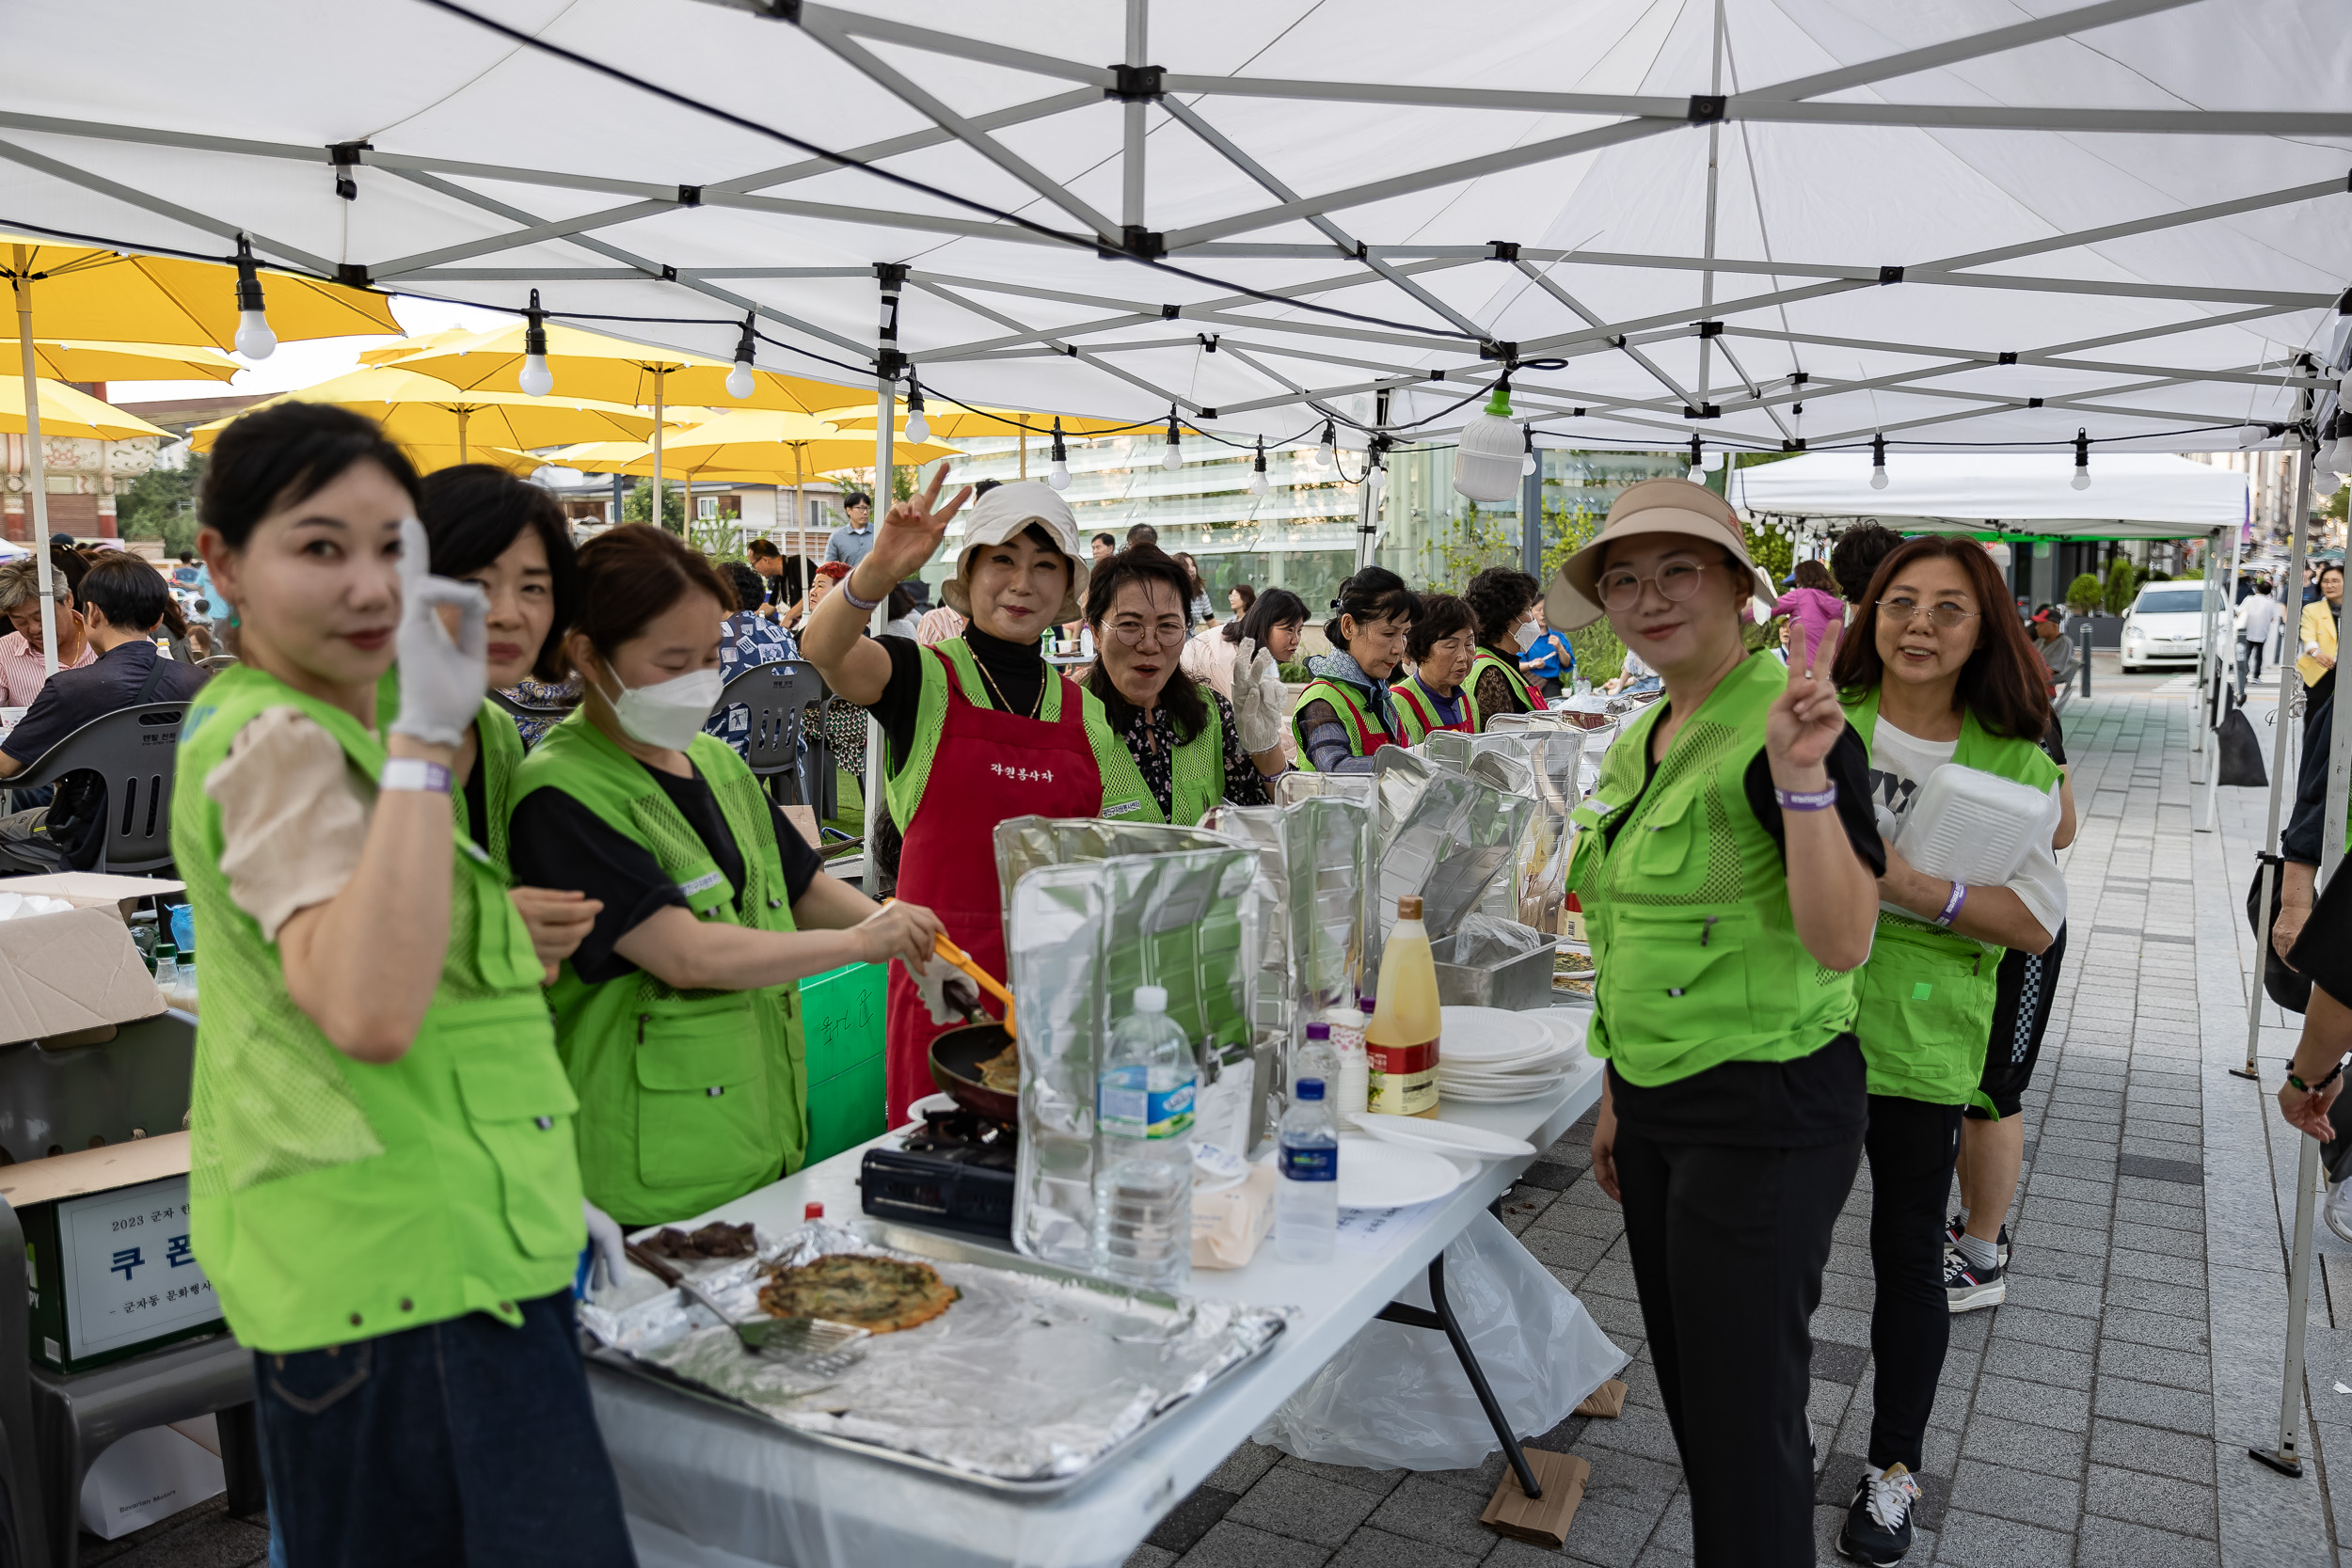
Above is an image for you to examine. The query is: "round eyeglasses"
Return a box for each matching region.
[1876,598,1979,630]
[1597,558,1712,613]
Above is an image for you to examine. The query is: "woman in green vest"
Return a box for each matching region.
[1291,565,1416,771]
[413,463,598,977]
[1825,535,2061,1567]
[1462,565,1548,723]
[1083,546,1285,824]
[177,403,633,1562]
[1559,479,1883,1568]
[1392,592,1479,743]
[507,526,945,1227]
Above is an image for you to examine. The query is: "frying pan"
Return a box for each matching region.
[928,1017,1019,1123]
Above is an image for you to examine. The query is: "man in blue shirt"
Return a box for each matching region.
[822,492,875,570]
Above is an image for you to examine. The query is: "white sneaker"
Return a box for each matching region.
[2327,1180,2352,1245]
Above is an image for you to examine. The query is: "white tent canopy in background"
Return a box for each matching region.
[1730,451,2249,539]
[0,0,2346,459]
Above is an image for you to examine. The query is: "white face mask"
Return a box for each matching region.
[1514,618,1542,651]
[603,666,722,751]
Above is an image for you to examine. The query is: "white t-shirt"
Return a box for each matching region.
[1867,716,2067,940]
[2238,594,2282,643]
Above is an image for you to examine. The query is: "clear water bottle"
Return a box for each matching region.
[152,943,179,991]
[1094,985,1196,1291]
[1294,1021,1337,1099]
[1277,1078,1339,1264]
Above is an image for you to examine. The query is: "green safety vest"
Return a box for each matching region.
[880,637,1130,831]
[378,669,523,872]
[1392,677,1474,746]
[1566,654,1860,1086]
[1470,648,1544,721]
[1290,676,1396,771]
[172,666,581,1354]
[513,713,810,1227]
[1841,689,2061,1112]
[1089,683,1227,826]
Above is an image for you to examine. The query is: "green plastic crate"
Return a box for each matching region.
[800,960,888,1164]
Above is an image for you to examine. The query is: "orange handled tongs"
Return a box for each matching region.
[932,931,1017,1039]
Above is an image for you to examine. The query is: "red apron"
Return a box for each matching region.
[884,651,1102,1124]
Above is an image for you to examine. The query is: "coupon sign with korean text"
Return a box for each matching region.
[56,1176,222,1357]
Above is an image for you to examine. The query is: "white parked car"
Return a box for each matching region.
[2119,582,2213,673]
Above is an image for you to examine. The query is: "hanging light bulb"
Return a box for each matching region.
[1520,427,1537,478]
[904,377,930,446]
[1317,420,1337,467]
[1250,440,1271,498]
[230,235,276,360]
[2070,427,2092,491]
[1789,402,1804,445]
[2320,467,2344,499]
[1047,418,1071,491]
[1367,452,1386,501]
[1869,433,1890,491]
[725,313,757,400]
[517,289,554,398]
[1686,436,1706,484]
[1162,411,1184,471]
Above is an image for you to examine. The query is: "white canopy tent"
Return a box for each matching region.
[1729,451,2250,539]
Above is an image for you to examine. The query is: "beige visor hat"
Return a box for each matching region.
[1547,477,1778,631]
[942,479,1089,623]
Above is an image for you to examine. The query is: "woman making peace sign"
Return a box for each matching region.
[802,471,1113,1122]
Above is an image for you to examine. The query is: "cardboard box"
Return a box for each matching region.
[78,1414,225,1540]
[0,906,167,1047]
[21,1164,227,1373]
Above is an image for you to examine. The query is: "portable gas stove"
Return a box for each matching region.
[859,1108,1019,1240]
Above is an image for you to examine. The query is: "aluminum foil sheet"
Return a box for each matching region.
[1002,845,1263,1270]
[993,817,1236,925]
[1366,766,1532,978]
[1275,770,1374,808]
[581,1221,1290,1486]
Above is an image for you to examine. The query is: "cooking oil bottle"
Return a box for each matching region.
[1365,896,1441,1117]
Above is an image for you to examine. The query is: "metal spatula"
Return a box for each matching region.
[625,1242,870,1375]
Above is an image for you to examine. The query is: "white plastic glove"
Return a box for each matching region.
[906,952,981,1026]
[1230,637,1288,756]
[388,514,490,747]
[582,1199,628,1293]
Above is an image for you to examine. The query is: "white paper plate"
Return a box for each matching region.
[1438,1006,1556,1064]
[1539,1010,1594,1053]
[1438,1077,1570,1103]
[1345,1114,1536,1161]
[1438,1038,1573,1076]
[1335,1134,1467,1209]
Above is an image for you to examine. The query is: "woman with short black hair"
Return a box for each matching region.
[1291,567,1416,771]
[1394,592,1478,743]
[1462,565,1547,722]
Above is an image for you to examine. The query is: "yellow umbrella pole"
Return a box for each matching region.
[11,254,56,679]
[651,371,666,531]
[456,407,469,465]
[792,445,804,550]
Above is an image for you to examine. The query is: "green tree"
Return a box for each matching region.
[2102,555,2141,615]
[621,479,684,531]
[2064,572,2104,613]
[117,454,204,555]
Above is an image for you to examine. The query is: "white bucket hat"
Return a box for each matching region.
[942,480,1088,623]
[1547,477,1778,631]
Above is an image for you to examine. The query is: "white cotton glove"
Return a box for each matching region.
[1231,638,1288,756]
[906,952,982,1026]
[582,1199,628,1293]
[388,514,490,747]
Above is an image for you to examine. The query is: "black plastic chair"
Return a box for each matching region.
[6,704,192,877]
[715,662,831,813]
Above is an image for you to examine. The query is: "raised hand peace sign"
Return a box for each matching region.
[1766,617,1848,777]
[864,464,975,584]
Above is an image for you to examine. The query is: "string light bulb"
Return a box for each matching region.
[1687,436,1706,484]
[517,289,553,398]
[1317,420,1337,467]
[230,235,276,360]
[1250,440,1271,498]
[1047,418,1071,491]
[2070,428,2091,491]
[1162,411,1184,472]
[1520,427,1537,478]
[725,313,756,400]
[1869,433,1890,491]
[904,377,930,446]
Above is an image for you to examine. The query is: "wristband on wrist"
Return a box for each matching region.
[1933,881,1969,927]
[379,757,453,795]
[2289,1058,2346,1094]
[1772,782,1837,812]
[838,574,884,613]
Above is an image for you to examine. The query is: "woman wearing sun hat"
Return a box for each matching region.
[801,469,1122,1123]
[1556,478,1883,1567]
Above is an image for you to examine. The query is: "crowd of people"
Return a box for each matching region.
[0,403,2139,1565]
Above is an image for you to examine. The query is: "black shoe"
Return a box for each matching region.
[1836,1464,1922,1566]
[1945,1250,2007,1312]
[1946,1213,2010,1267]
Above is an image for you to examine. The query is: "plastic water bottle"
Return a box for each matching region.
[152,943,179,991]
[1094,985,1196,1291]
[1277,1078,1339,1264]
[1294,1021,1338,1099]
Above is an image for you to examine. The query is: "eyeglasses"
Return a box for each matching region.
[1597,558,1712,613]
[1105,619,1186,651]
[1876,597,1979,630]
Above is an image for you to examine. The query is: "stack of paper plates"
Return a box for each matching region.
[1436,1006,1577,1101]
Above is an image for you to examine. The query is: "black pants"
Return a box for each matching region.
[1615,1124,1861,1566]
[254,1291,637,1568]
[1862,1094,1965,1473]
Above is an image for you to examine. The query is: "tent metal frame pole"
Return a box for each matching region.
[2192,526,2217,785]
[2239,436,2312,1081]
[10,262,56,677]
[866,268,901,900]
[1120,0,1148,231]
[2208,518,2245,840]
[1696,0,1726,408]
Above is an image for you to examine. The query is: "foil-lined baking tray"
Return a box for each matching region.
[581,1220,1290,1491]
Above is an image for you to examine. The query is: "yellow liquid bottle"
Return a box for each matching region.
[1365,895,1441,1117]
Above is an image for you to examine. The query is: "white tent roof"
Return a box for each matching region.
[1730,451,2249,538]
[3,0,2348,457]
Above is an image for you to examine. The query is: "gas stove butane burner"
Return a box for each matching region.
[902,1108,1019,1168]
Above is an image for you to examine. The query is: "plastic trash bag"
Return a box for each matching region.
[1253,1211,1626,1470]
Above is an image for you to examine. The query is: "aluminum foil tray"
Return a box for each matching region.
[581,1219,1290,1491]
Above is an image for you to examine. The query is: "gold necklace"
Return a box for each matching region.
[973,650,1045,719]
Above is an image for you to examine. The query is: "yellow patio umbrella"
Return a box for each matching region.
[4,232,399,673]
[0,339,243,384]
[564,410,961,531]
[355,326,485,368]
[186,368,667,465]
[0,378,173,441]
[379,319,873,522]
[815,401,1142,481]
[376,444,546,478]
